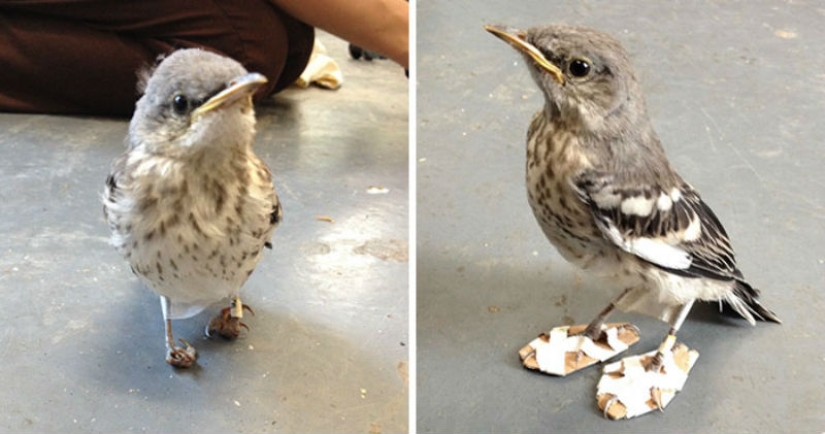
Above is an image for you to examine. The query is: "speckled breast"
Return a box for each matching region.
[524,111,605,267]
[108,152,276,318]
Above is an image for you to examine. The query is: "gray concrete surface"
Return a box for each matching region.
[418,1,825,432]
[0,32,409,433]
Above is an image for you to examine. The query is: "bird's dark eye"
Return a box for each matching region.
[172,94,189,115]
[568,59,591,78]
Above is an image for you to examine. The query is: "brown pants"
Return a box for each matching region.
[0,0,314,116]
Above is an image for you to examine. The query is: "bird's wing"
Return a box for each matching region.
[102,154,129,221]
[256,159,281,250]
[264,199,281,250]
[572,171,741,281]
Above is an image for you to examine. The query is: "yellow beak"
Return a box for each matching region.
[484,25,565,85]
[192,72,268,118]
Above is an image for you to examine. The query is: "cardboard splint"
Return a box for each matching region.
[519,323,640,376]
[597,342,699,420]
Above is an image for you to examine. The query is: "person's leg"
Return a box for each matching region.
[213,1,314,95]
[0,11,152,115]
[0,0,313,115]
[265,4,315,94]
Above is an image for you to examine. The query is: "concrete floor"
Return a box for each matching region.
[418,1,825,433]
[0,32,408,433]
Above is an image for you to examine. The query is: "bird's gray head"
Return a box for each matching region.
[129,48,268,156]
[486,24,648,136]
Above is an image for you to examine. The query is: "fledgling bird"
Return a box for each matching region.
[103,48,282,368]
[485,24,780,414]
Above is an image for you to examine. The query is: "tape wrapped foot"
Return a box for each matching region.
[597,342,699,420]
[518,323,640,376]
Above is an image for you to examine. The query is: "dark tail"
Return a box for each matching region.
[725,280,782,324]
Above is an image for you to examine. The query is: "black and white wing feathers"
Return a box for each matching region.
[573,171,780,323]
[574,173,735,280]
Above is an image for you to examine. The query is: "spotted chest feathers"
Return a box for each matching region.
[525,110,609,267]
[104,146,279,317]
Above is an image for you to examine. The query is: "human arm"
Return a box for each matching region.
[270,0,408,69]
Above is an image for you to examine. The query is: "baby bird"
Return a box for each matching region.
[485,24,779,417]
[103,48,282,368]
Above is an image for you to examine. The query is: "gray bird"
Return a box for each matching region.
[485,24,779,380]
[103,48,282,368]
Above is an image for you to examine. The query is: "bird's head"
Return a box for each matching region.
[485,24,647,135]
[129,48,268,156]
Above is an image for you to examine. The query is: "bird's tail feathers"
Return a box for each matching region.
[723,281,782,325]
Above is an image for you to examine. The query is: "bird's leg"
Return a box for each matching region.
[206,297,254,340]
[582,300,617,340]
[647,300,694,375]
[574,288,635,362]
[581,287,634,339]
[160,296,197,368]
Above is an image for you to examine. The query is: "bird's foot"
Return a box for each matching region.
[596,342,699,420]
[166,338,197,368]
[645,351,665,373]
[519,322,640,376]
[205,304,254,340]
